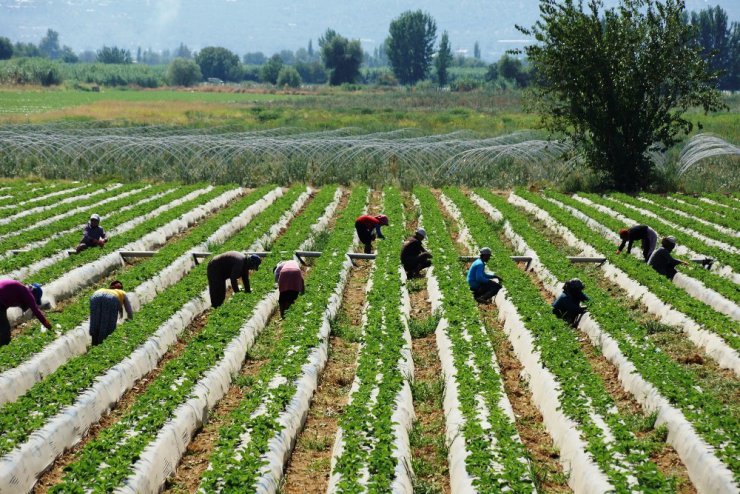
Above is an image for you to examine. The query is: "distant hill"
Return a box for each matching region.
[0,0,737,62]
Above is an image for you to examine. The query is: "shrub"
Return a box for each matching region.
[167,58,202,87]
[276,66,301,88]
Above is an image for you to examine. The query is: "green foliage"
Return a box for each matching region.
[387,10,437,85]
[276,66,302,88]
[195,46,241,82]
[96,46,132,64]
[260,54,283,84]
[519,0,725,192]
[688,5,739,91]
[167,58,202,87]
[319,29,363,86]
[0,36,13,60]
[0,57,63,85]
[61,62,164,87]
[435,31,452,86]
[497,54,531,87]
[38,29,61,59]
[294,60,327,84]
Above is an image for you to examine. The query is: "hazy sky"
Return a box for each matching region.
[1,0,737,61]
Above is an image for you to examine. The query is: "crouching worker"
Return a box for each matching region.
[76,213,107,253]
[552,278,589,326]
[0,280,51,346]
[401,228,432,279]
[467,247,502,304]
[89,280,133,345]
[648,236,688,281]
[355,214,389,254]
[274,260,305,318]
[207,251,262,308]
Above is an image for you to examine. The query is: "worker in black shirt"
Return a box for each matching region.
[616,224,658,262]
[648,236,688,280]
[400,228,432,278]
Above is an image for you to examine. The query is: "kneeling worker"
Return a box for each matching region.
[401,228,432,279]
[467,247,502,304]
[89,280,133,345]
[648,236,688,281]
[0,280,51,346]
[274,259,305,318]
[207,251,262,308]
[76,213,107,253]
[552,278,589,326]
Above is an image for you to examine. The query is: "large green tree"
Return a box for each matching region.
[319,29,363,85]
[387,10,437,85]
[689,6,739,90]
[195,46,241,81]
[518,0,723,191]
[435,31,452,86]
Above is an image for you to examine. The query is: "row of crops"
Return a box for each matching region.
[0,179,737,493]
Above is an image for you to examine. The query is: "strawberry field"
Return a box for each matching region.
[0,180,737,493]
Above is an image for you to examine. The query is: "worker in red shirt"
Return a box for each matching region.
[355,214,388,254]
[0,280,52,345]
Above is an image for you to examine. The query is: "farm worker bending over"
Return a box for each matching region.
[274,260,305,318]
[89,280,133,345]
[552,278,589,326]
[207,251,262,308]
[616,224,657,262]
[0,280,51,346]
[467,247,503,304]
[401,228,432,279]
[648,236,688,281]
[355,214,389,254]
[76,213,107,253]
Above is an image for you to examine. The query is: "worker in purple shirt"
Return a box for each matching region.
[0,280,51,345]
[76,213,107,253]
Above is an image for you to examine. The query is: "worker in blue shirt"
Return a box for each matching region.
[552,278,589,326]
[467,247,502,304]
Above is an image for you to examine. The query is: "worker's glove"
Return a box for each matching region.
[615,250,621,255]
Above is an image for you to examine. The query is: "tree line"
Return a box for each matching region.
[2,5,735,91]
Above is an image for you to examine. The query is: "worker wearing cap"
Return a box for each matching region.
[273,260,305,318]
[76,213,107,253]
[0,280,51,345]
[355,214,389,254]
[552,278,589,326]
[467,247,502,304]
[89,280,134,345]
[648,236,688,280]
[616,224,657,262]
[401,228,432,279]
[207,251,262,308]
